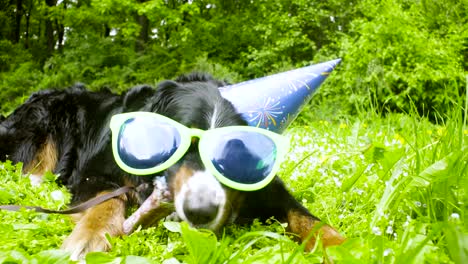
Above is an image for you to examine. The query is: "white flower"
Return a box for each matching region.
[354,188,364,195]
[50,190,65,201]
[386,225,393,234]
[450,213,460,220]
[333,177,342,188]
[384,248,393,256]
[372,226,382,236]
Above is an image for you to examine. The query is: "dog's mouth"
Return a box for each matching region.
[123,177,174,234]
[123,170,232,234]
[173,170,229,231]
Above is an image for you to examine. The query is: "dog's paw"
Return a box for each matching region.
[302,224,346,251]
[287,210,345,251]
[61,191,126,260]
[62,229,111,260]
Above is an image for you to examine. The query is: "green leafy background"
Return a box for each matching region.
[0,0,467,263]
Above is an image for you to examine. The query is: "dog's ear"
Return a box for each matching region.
[146,80,180,113]
[175,72,228,87]
[0,124,6,136]
[0,115,7,135]
[123,85,155,112]
[157,80,179,91]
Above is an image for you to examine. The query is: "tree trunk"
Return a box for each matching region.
[56,19,64,50]
[14,0,23,43]
[56,0,66,51]
[136,14,149,52]
[45,19,54,54]
[104,25,110,37]
[24,0,32,48]
[45,0,57,56]
[135,0,149,52]
[25,13,30,48]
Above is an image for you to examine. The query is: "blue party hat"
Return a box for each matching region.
[219,59,341,133]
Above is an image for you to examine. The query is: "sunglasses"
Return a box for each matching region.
[109,112,290,191]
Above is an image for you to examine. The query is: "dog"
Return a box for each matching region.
[0,73,344,259]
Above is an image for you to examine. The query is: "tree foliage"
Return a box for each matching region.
[0,0,466,117]
[323,0,468,118]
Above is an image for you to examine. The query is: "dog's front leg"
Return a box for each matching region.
[238,177,345,251]
[285,207,345,251]
[62,192,126,260]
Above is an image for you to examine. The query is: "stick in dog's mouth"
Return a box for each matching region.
[123,177,175,234]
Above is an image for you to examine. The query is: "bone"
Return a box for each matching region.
[123,177,175,235]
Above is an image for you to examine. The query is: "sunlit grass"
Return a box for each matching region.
[285,112,467,263]
[0,111,466,263]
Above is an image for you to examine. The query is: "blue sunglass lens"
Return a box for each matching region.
[117,117,181,170]
[209,131,277,185]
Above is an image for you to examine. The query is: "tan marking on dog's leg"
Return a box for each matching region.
[287,210,345,251]
[24,137,58,185]
[62,192,127,260]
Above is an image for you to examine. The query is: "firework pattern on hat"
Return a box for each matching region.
[219,59,341,133]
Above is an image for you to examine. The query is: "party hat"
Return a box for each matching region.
[219,59,341,133]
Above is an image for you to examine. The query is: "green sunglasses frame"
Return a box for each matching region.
[109,112,290,191]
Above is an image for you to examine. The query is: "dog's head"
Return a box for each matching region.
[143,74,247,231]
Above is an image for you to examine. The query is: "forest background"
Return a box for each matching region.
[0,0,466,118]
[0,0,467,263]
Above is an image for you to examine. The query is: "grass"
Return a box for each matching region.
[0,110,467,263]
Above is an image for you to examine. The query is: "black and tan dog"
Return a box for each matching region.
[0,74,344,259]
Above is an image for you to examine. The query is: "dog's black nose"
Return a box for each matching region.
[183,200,219,225]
